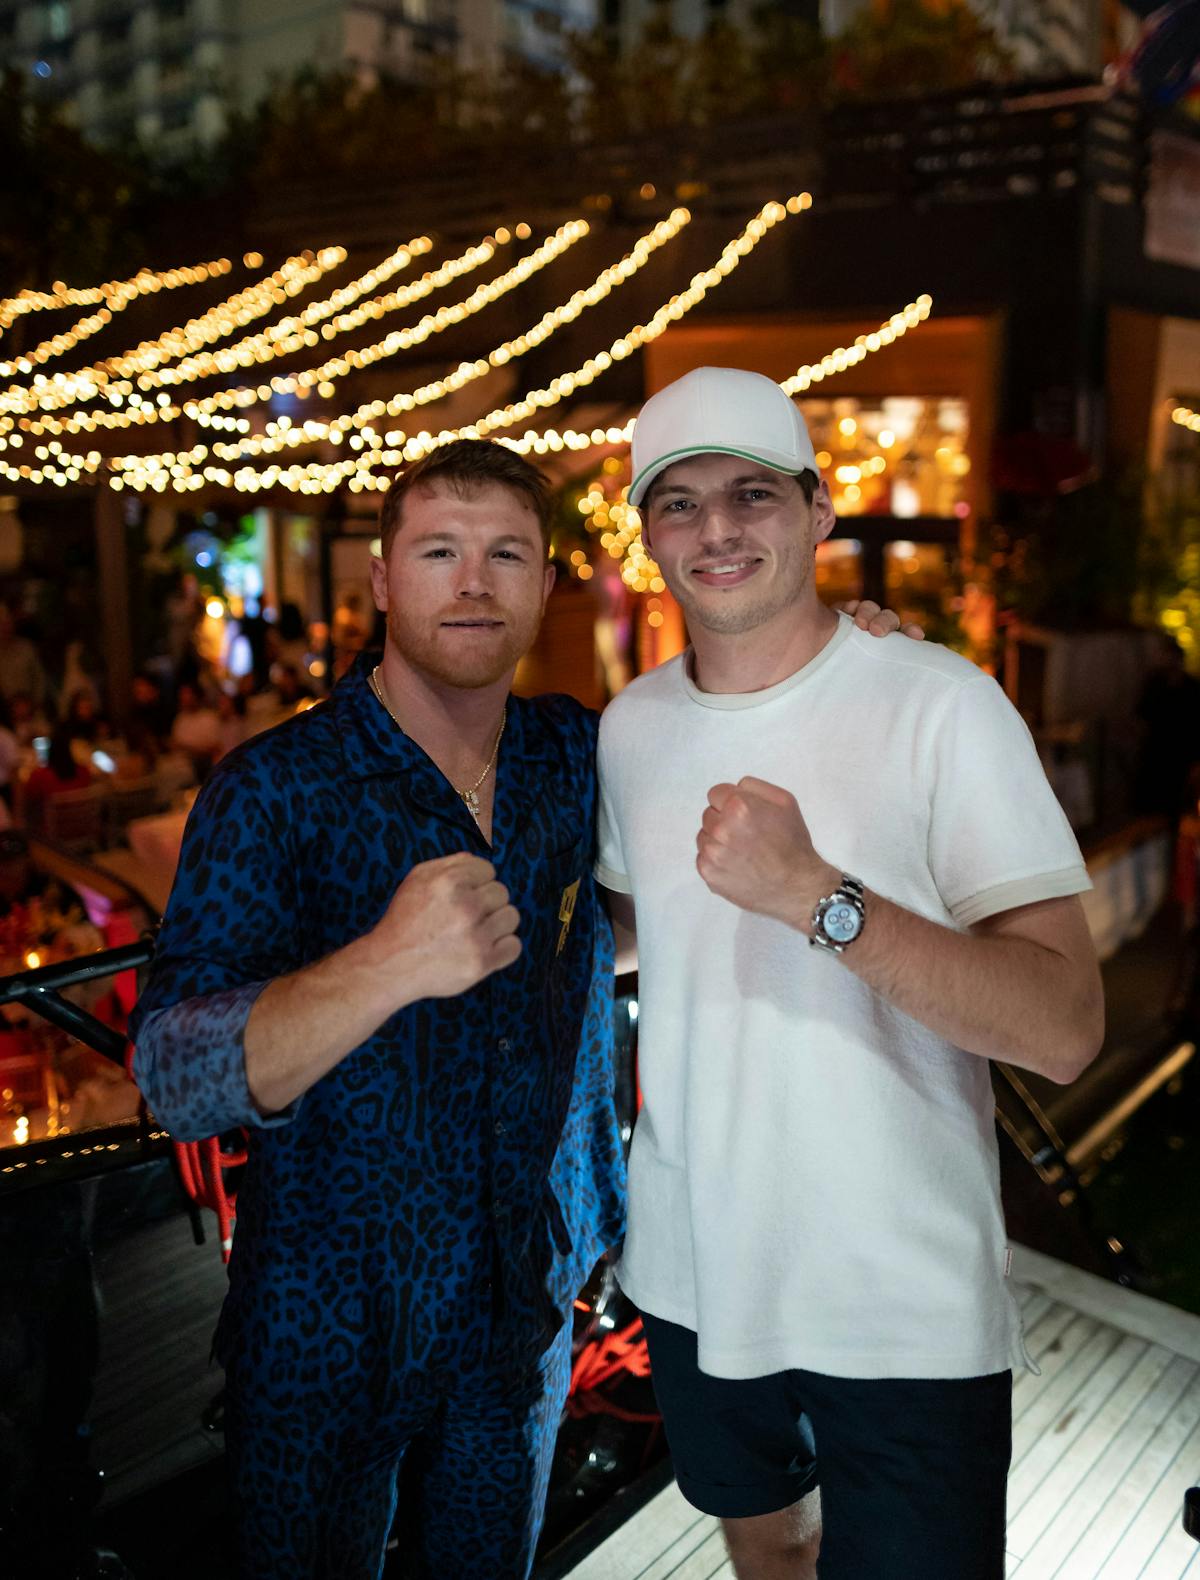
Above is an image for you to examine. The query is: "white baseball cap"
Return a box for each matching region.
[629,366,818,509]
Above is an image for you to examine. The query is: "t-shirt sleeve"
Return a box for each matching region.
[594,714,632,894]
[929,674,1091,927]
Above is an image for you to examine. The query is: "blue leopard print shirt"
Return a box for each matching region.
[131,656,626,1399]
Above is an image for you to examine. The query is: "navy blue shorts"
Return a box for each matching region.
[642,1311,1011,1580]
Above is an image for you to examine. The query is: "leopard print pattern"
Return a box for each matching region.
[130,657,626,1573]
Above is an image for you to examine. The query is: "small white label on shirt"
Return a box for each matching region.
[1004,1248,1013,1277]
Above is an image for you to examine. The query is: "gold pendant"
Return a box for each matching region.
[462,788,480,819]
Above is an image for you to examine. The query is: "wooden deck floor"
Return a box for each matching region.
[566,1246,1200,1580]
[91,1211,230,1506]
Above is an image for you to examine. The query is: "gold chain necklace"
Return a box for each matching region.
[369,665,506,822]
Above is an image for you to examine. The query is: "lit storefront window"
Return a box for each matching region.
[811,395,973,646]
[806,395,971,519]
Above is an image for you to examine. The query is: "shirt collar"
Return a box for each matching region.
[334,652,424,782]
[332,652,569,851]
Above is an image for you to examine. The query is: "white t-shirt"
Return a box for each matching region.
[596,614,1091,1381]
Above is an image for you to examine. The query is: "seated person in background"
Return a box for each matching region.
[58,640,102,715]
[62,689,110,764]
[274,663,312,708]
[22,727,93,834]
[0,698,20,814]
[118,717,161,779]
[130,673,173,745]
[169,682,222,779]
[266,600,310,687]
[8,691,51,750]
[216,690,249,760]
[0,605,47,713]
[244,662,313,734]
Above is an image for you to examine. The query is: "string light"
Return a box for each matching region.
[1173,404,1200,433]
[187,210,689,463]
[11,225,586,437]
[335,195,808,473]
[109,288,933,505]
[0,256,234,334]
[0,259,235,374]
[106,199,791,491]
[177,220,591,413]
[22,212,667,452]
[8,231,517,437]
[5,198,760,468]
[781,296,933,392]
[1,250,347,415]
[6,210,934,508]
[123,230,442,391]
[432,197,801,448]
[117,226,518,394]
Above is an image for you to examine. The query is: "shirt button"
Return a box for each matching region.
[497,1037,511,1054]
[491,1200,505,1220]
[493,1119,507,1137]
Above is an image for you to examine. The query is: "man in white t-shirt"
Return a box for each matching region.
[595,368,1104,1580]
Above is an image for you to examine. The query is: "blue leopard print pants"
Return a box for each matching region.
[223,1322,573,1580]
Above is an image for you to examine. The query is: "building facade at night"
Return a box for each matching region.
[0,0,596,158]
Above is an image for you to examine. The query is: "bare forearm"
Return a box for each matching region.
[805,868,1103,1081]
[245,931,413,1116]
[245,850,522,1117]
[696,777,1102,1086]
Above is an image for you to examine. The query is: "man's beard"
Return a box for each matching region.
[387,603,543,689]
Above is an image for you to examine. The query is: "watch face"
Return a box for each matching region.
[823,900,862,944]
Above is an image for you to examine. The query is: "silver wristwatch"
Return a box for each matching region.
[810,874,866,953]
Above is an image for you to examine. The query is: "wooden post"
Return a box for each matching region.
[95,486,134,730]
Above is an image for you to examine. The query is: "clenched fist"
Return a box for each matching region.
[374,851,522,1001]
[696,777,836,932]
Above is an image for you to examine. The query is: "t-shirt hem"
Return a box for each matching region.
[950,864,1092,928]
[694,1337,1022,1381]
[622,1275,1021,1380]
[594,860,633,894]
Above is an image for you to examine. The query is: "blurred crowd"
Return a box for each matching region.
[0,582,376,843]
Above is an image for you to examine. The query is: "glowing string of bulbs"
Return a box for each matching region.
[167,195,805,493]
[196,209,691,463]
[354,195,812,470]
[0,259,234,374]
[1172,404,1200,433]
[376,294,934,468]
[15,224,587,438]
[106,196,806,493]
[0,285,925,493]
[12,230,519,436]
[115,226,527,396]
[106,294,935,504]
[103,199,788,492]
[125,231,440,391]
[1,250,346,415]
[0,256,234,333]
[176,220,590,414]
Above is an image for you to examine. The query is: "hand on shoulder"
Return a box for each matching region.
[837,600,925,641]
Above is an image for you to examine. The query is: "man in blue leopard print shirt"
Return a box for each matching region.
[131,441,626,1580]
